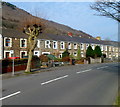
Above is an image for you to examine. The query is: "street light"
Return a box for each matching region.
[10,50,14,76]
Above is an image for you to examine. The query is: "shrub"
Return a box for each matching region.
[2,58,28,68]
[39,55,48,62]
[62,56,70,62]
[62,49,70,58]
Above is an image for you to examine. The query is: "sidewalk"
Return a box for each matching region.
[1,67,55,79]
[1,64,68,79]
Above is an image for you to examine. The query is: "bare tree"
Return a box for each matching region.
[90,0,120,22]
[22,17,44,72]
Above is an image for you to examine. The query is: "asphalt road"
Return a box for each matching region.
[1,62,119,105]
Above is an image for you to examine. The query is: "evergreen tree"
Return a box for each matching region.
[86,45,94,58]
[62,49,70,58]
[94,46,102,58]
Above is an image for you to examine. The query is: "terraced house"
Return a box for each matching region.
[0,28,119,60]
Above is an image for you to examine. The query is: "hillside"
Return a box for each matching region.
[1,2,94,38]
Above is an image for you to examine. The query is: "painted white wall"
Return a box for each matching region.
[0,34,3,59]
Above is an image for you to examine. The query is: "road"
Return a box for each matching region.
[1,62,119,105]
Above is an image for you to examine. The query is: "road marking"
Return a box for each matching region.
[76,69,92,74]
[0,91,21,101]
[97,66,108,70]
[41,75,68,85]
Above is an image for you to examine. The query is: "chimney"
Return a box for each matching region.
[96,36,101,40]
[68,32,73,37]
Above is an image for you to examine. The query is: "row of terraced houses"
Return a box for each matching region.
[0,28,119,60]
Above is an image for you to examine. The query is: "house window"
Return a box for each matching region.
[68,43,71,49]
[104,46,107,51]
[86,44,89,49]
[109,46,112,51]
[20,39,27,48]
[4,37,12,47]
[6,39,10,46]
[37,40,40,48]
[34,51,40,57]
[60,42,65,49]
[4,50,14,58]
[100,45,103,51]
[53,41,57,49]
[91,44,95,50]
[21,40,25,47]
[42,52,50,55]
[81,51,84,57]
[59,54,62,58]
[73,52,77,56]
[74,43,77,49]
[81,43,84,50]
[20,51,27,58]
[45,40,51,48]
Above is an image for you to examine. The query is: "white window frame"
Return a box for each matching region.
[73,43,77,49]
[37,40,40,48]
[91,44,95,50]
[45,40,51,48]
[4,37,12,47]
[73,52,77,56]
[53,41,58,49]
[42,52,50,55]
[81,51,84,57]
[80,43,84,50]
[60,41,65,49]
[68,42,71,49]
[20,38,27,48]
[100,45,104,51]
[4,50,14,58]
[59,53,62,58]
[109,46,112,51]
[86,44,89,49]
[20,51,27,58]
[104,45,107,51]
[34,51,40,57]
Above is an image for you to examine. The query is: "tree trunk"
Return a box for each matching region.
[25,50,33,72]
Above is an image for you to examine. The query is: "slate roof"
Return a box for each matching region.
[38,33,103,45]
[2,28,28,38]
[1,28,119,47]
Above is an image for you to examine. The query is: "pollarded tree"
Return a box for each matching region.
[86,45,95,58]
[22,18,43,72]
[94,45,102,58]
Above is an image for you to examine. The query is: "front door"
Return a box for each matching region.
[5,52,10,58]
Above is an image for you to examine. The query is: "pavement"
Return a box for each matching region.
[1,62,119,105]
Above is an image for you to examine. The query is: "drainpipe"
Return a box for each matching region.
[0,34,3,60]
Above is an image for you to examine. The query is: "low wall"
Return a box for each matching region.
[2,61,40,74]
[2,64,27,73]
[90,57,101,64]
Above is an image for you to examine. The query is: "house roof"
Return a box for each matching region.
[2,28,28,38]
[1,28,119,46]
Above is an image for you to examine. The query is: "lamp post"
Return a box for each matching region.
[11,50,14,76]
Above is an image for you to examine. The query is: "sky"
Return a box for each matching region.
[4,1,118,41]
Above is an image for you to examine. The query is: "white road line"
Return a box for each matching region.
[97,66,108,70]
[41,75,68,85]
[0,91,21,101]
[76,69,92,74]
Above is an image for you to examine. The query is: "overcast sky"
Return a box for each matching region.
[5,1,118,41]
